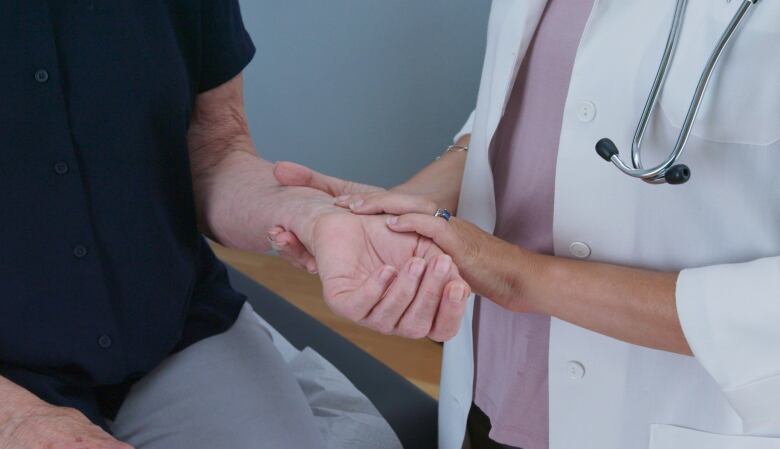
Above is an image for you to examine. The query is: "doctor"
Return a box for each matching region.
[270,0,780,448]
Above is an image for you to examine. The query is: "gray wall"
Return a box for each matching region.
[239,0,490,188]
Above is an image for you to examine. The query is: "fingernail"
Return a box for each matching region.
[268,228,282,237]
[386,216,399,226]
[436,256,452,275]
[449,284,467,302]
[335,195,350,204]
[379,266,396,282]
[409,259,425,276]
[275,240,288,248]
[349,200,364,210]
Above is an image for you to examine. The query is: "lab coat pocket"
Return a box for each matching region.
[657,0,780,146]
[649,425,780,449]
[724,374,780,436]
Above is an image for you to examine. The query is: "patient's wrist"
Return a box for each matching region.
[282,194,343,252]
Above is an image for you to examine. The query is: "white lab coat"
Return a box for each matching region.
[440,1,780,448]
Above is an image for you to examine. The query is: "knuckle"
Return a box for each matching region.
[394,327,415,339]
[440,330,457,342]
[397,322,430,340]
[433,220,447,235]
[61,407,85,420]
[338,306,364,322]
[421,286,442,300]
[363,316,394,335]
[374,322,396,335]
[428,332,447,343]
[463,236,481,267]
[378,326,395,336]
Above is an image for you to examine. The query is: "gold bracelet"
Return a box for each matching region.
[435,145,469,161]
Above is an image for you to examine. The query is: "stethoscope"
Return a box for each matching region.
[595,0,761,185]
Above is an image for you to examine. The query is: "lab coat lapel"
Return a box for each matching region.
[439,2,548,449]
[493,0,548,126]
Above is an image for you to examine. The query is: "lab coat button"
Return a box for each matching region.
[567,361,586,380]
[577,101,597,123]
[53,161,69,175]
[569,242,591,259]
[34,69,49,84]
[98,335,113,349]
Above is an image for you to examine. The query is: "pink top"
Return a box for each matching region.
[472,0,595,448]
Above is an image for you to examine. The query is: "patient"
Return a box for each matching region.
[0,2,468,448]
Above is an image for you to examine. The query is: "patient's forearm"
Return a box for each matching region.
[187,74,336,252]
[194,150,335,253]
[393,134,469,213]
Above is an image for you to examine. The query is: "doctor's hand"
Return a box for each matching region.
[385,212,530,313]
[281,187,508,306]
[267,161,384,272]
[298,208,471,341]
[268,162,438,271]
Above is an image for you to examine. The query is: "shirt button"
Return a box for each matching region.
[577,101,597,123]
[72,244,89,258]
[98,335,113,349]
[34,69,50,83]
[567,361,586,380]
[53,161,69,175]
[569,241,592,259]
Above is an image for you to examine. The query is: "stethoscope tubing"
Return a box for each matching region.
[601,0,760,184]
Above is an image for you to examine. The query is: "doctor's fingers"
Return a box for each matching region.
[268,227,318,274]
[335,191,438,217]
[427,280,471,342]
[359,257,427,335]
[394,254,455,339]
[273,161,383,198]
[386,214,461,258]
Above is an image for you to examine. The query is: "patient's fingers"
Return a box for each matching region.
[327,265,397,322]
[361,258,426,334]
[395,254,453,339]
[428,280,470,342]
[335,192,438,217]
[268,227,318,273]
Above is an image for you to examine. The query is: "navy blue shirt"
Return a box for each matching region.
[0,0,254,426]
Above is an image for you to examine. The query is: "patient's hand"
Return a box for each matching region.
[301,209,470,342]
[0,402,133,449]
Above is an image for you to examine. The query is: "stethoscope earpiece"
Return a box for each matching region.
[596,138,619,162]
[664,165,691,185]
[596,0,758,186]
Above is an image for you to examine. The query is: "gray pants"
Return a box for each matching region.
[110,303,326,449]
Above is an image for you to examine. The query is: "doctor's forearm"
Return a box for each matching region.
[518,254,692,356]
[392,134,470,213]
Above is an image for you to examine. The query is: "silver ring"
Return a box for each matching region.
[434,208,452,221]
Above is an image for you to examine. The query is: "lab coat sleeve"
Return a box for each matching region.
[676,256,780,436]
[453,110,475,144]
